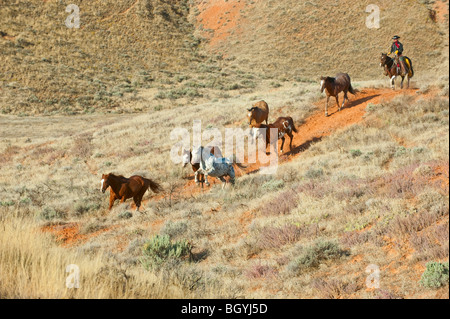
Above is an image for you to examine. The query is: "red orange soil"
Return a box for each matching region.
[196,0,248,47]
[41,222,119,247]
[244,88,419,174]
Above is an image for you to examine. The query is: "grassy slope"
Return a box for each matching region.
[0,83,448,298]
[1,0,448,114]
[196,0,447,80]
[0,0,448,299]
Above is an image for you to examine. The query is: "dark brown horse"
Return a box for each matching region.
[101,173,163,211]
[251,116,298,153]
[380,53,414,90]
[320,73,356,117]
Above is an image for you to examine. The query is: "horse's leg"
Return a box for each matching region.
[288,132,294,151]
[335,95,340,112]
[407,75,410,89]
[390,75,396,90]
[204,173,210,186]
[194,170,199,184]
[341,91,348,111]
[325,96,329,117]
[219,176,227,189]
[108,192,117,210]
[229,167,236,186]
[134,189,146,212]
[400,76,404,89]
[280,136,285,153]
[133,196,140,211]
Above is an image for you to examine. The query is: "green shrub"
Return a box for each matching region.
[118,211,133,219]
[160,221,188,238]
[261,179,285,191]
[73,201,100,217]
[141,235,192,270]
[419,262,449,289]
[305,168,324,179]
[37,206,66,220]
[350,149,362,158]
[288,239,347,274]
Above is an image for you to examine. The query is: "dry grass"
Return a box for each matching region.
[0,83,448,298]
[0,0,448,299]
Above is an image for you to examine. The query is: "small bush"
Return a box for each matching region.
[245,262,278,279]
[312,278,359,299]
[141,235,192,270]
[72,201,101,217]
[256,224,302,249]
[288,240,347,274]
[350,149,362,158]
[419,262,449,289]
[304,168,324,179]
[261,179,285,191]
[160,220,188,238]
[259,189,298,216]
[118,211,133,219]
[37,206,66,220]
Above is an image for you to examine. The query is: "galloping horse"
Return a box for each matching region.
[380,53,414,90]
[250,116,298,154]
[182,146,222,186]
[101,173,163,211]
[184,146,246,188]
[320,73,356,117]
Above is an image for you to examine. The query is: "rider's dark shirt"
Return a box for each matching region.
[389,41,404,55]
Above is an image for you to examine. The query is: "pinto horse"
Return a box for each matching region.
[320,73,356,117]
[380,53,414,90]
[182,146,222,186]
[251,116,298,154]
[101,173,163,211]
[183,146,245,188]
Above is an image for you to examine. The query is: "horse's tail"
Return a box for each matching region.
[230,155,247,170]
[290,118,298,133]
[406,57,414,78]
[147,178,163,193]
[348,84,357,95]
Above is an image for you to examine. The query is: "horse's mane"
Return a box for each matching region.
[108,173,129,181]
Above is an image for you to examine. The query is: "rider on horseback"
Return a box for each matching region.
[388,35,407,75]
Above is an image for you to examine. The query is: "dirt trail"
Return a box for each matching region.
[42,87,425,246]
[144,87,420,206]
[242,87,418,175]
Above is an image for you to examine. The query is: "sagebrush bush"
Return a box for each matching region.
[37,206,66,221]
[160,220,189,238]
[288,240,347,274]
[141,235,192,270]
[419,261,449,289]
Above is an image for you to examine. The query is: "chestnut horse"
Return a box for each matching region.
[101,173,163,211]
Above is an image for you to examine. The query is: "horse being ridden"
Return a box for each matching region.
[320,73,356,117]
[101,173,163,211]
[380,53,414,90]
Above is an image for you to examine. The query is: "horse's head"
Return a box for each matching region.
[247,107,256,125]
[319,76,327,93]
[181,149,191,168]
[100,173,110,193]
[380,53,389,67]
